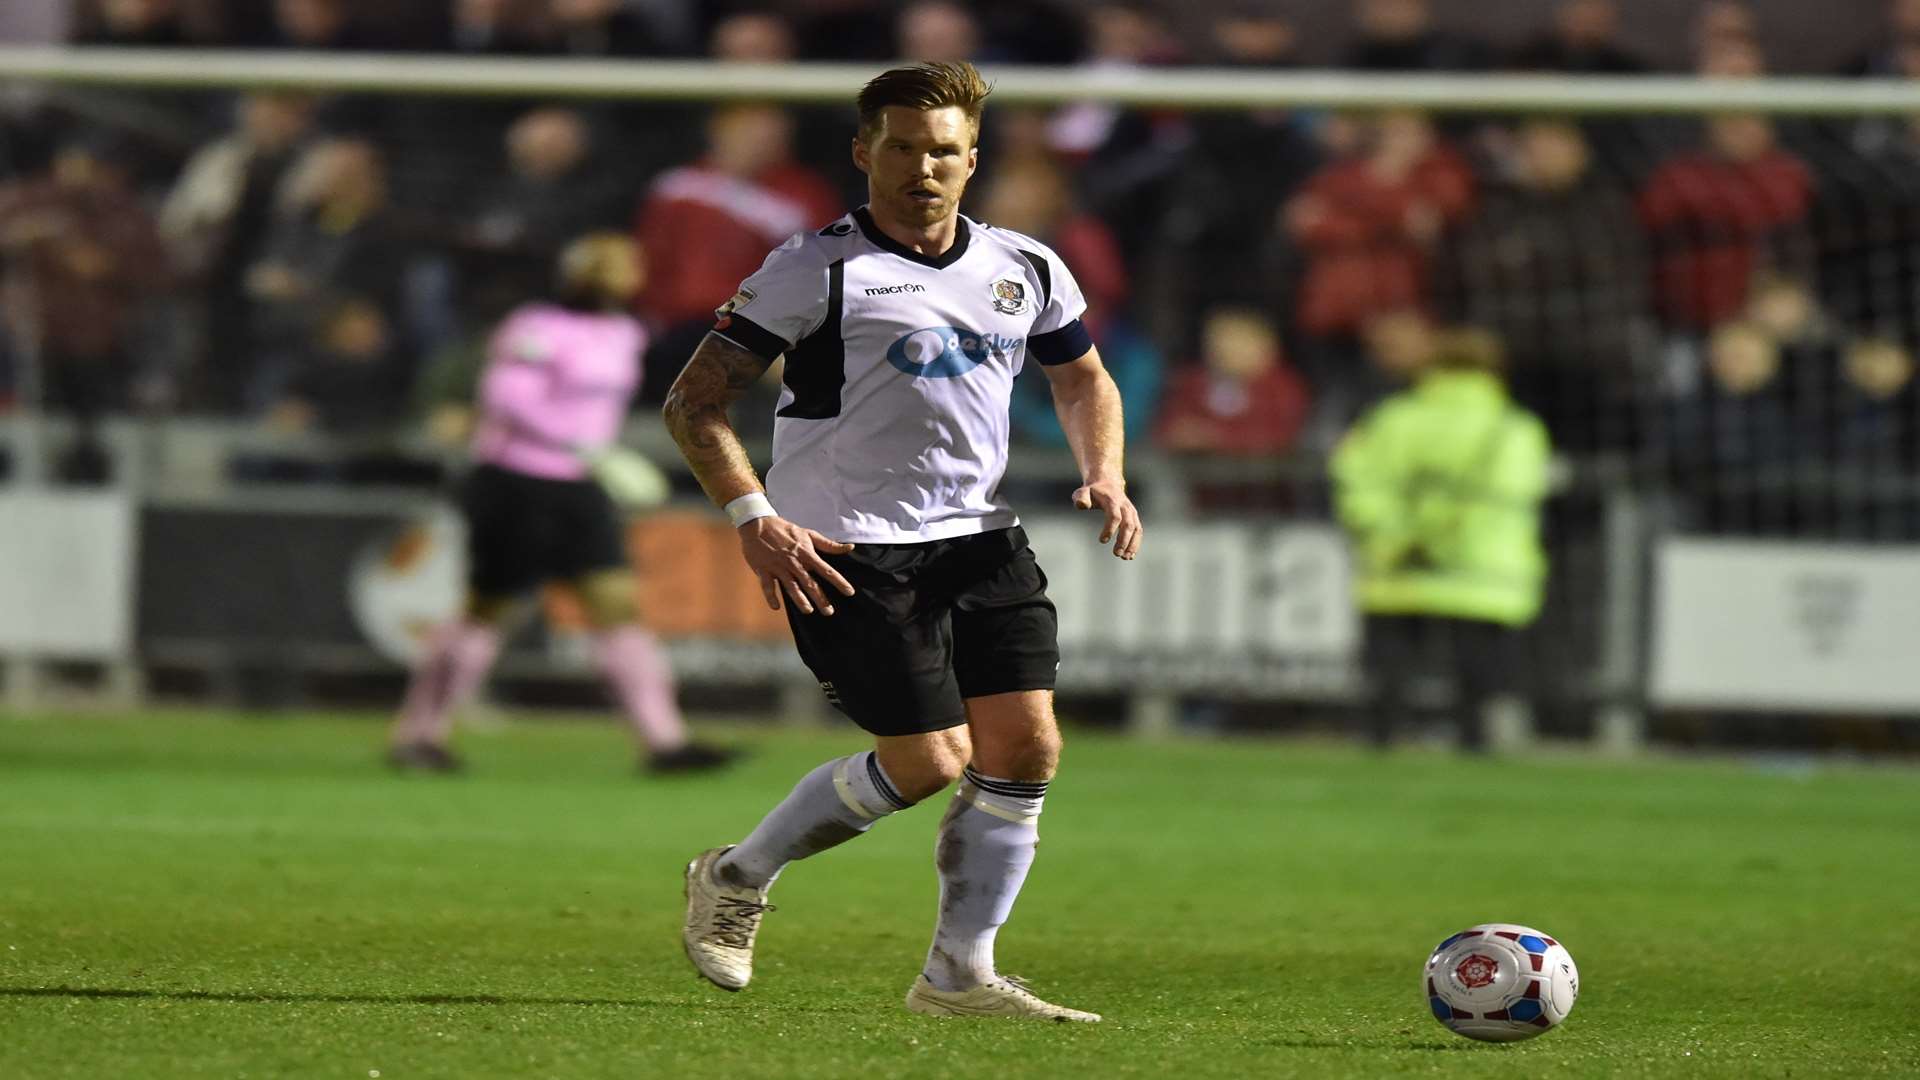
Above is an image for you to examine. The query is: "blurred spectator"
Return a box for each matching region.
[966,0,1084,65]
[435,0,544,54]
[977,157,1162,448]
[795,0,894,61]
[160,91,319,413]
[1509,0,1646,73]
[1829,335,1916,468]
[266,295,406,435]
[1166,6,1319,318]
[0,138,169,416]
[709,9,795,62]
[1154,308,1308,457]
[1049,3,1191,260]
[1331,327,1550,750]
[452,106,629,316]
[1697,29,1766,77]
[1693,0,1760,58]
[536,0,680,57]
[1285,111,1474,421]
[1746,272,1833,365]
[1826,115,1920,345]
[1343,0,1489,72]
[896,0,979,63]
[1660,321,1803,532]
[243,138,403,411]
[889,0,1081,65]
[1363,307,1437,384]
[1207,3,1297,66]
[1638,114,1813,334]
[1445,118,1648,452]
[75,0,188,46]
[1842,0,1920,74]
[633,104,839,400]
[0,137,168,480]
[262,0,376,49]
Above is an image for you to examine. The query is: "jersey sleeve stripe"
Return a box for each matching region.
[775,258,846,420]
[1029,318,1093,366]
[1017,248,1053,309]
[711,314,788,362]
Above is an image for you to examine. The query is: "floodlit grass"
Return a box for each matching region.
[1,712,1916,1078]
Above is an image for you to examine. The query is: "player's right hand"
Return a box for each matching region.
[738,516,856,616]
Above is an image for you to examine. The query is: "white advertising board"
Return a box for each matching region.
[1021,519,1358,659]
[0,491,136,658]
[1651,539,1920,713]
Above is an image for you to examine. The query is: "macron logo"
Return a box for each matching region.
[865,283,927,296]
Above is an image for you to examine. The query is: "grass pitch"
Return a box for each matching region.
[0,712,1916,1079]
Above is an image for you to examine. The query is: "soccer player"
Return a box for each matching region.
[389,232,737,775]
[663,62,1141,1021]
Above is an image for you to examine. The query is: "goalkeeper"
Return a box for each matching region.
[389,233,737,774]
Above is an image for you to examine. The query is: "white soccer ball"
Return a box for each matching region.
[1423,923,1579,1042]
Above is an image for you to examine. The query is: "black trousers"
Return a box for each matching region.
[1361,614,1520,750]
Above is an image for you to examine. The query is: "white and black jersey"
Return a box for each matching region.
[713,207,1093,544]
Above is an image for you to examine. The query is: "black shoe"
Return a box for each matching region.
[387,742,464,773]
[646,741,743,775]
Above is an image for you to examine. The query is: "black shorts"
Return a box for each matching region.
[786,525,1060,736]
[460,463,628,596]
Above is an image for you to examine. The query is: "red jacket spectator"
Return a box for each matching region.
[1155,309,1309,456]
[1287,112,1474,338]
[635,106,840,329]
[1638,115,1813,330]
[0,145,168,369]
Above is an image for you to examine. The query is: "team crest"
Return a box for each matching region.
[713,286,756,327]
[1454,954,1499,989]
[990,278,1029,315]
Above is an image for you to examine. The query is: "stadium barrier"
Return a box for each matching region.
[4,53,1920,746]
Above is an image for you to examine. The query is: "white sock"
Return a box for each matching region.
[923,767,1046,992]
[714,752,912,891]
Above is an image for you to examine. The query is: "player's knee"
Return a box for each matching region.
[1008,728,1062,781]
[974,725,1061,782]
[879,728,970,802]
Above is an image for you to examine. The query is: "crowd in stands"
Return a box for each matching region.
[3,0,1920,535]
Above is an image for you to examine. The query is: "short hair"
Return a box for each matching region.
[1431,326,1507,374]
[856,61,992,145]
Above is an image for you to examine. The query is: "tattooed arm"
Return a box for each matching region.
[662,332,855,615]
[661,331,774,506]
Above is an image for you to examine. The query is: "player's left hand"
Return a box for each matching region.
[1072,478,1141,561]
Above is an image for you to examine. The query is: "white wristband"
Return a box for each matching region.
[724,491,777,529]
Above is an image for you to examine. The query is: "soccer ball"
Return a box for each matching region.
[1424,923,1579,1042]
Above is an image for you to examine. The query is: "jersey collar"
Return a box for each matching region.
[852,206,971,270]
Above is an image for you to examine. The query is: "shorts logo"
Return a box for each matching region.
[819,681,842,706]
[990,278,1029,315]
[886,326,1024,379]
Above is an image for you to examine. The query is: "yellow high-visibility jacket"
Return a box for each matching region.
[1330,371,1552,627]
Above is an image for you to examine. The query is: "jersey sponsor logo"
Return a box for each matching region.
[990,278,1029,315]
[886,325,1023,379]
[864,283,927,296]
[819,221,855,236]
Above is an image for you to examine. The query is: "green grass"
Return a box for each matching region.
[1,712,1917,1079]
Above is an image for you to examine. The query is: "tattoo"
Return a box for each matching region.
[662,332,776,505]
